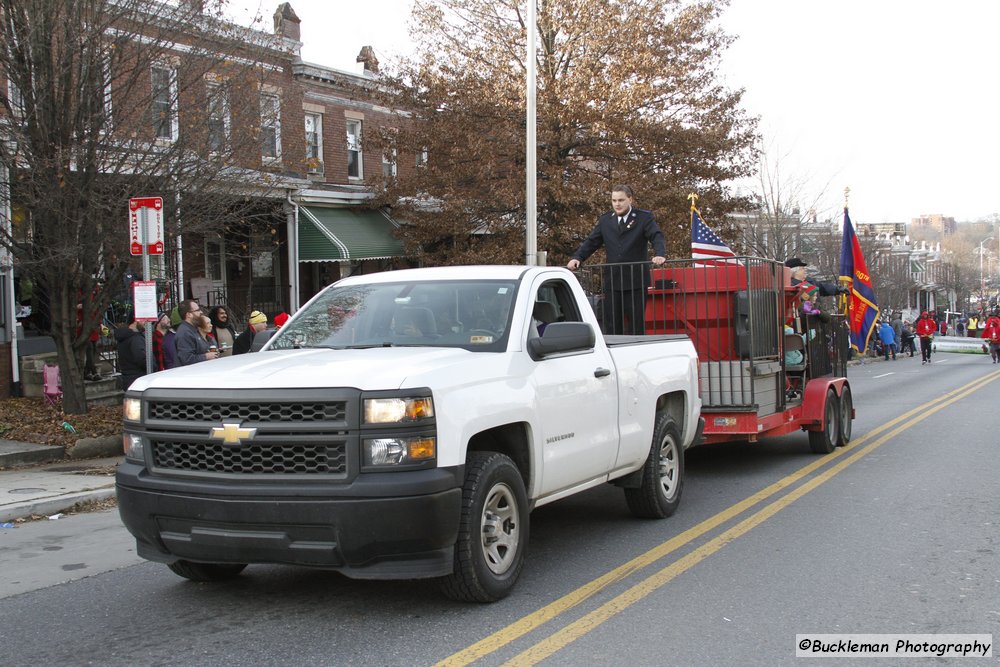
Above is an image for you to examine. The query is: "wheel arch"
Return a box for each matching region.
[466,422,531,493]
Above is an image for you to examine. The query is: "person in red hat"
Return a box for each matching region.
[273,311,290,329]
[981,311,1000,363]
[915,311,936,364]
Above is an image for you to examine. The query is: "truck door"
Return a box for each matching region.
[529,278,619,495]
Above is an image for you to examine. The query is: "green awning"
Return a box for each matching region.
[298,206,405,262]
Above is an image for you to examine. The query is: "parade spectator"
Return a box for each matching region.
[208,306,238,356]
[174,300,219,365]
[197,314,217,351]
[115,318,147,389]
[916,311,936,364]
[890,312,903,343]
[878,320,897,360]
[900,321,916,357]
[981,312,1000,363]
[567,185,667,334]
[233,310,268,355]
[151,312,171,371]
[273,311,290,329]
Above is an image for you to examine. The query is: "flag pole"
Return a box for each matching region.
[838,186,851,317]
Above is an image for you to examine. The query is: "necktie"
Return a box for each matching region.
[618,216,625,229]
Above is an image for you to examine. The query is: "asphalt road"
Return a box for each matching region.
[0,352,997,666]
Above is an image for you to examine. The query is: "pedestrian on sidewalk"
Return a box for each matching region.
[900,320,916,357]
[916,311,936,364]
[115,317,147,389]
[878,320,897,360]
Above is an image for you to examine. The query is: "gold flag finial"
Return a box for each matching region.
[844,186,851,209]
[687,192,699,209]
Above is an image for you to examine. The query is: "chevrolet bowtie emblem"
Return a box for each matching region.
[209,421,257,446]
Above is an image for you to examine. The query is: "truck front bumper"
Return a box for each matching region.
[116,461,463,580]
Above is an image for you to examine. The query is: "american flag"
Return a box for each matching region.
[691,207,739,265]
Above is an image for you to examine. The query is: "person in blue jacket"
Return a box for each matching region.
[878,319,897,361]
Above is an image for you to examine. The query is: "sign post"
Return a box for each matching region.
[129,197,163,376]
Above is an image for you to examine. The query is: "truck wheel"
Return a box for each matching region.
[624,413,684,519]
[837,385,853,447]
[440,451,528,602]
[167,560,247,582]
[808,389,840,454]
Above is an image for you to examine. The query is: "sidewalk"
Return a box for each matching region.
[0,440,120,523]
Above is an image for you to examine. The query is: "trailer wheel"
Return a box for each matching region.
[625,413,684,519]
[808,389,840,454]
[440,451,528,602]
[167,561,247,582]
[837,385,853,447]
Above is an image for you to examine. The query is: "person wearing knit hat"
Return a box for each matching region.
[233,310,268,355]
[273,311,290,329]
[152,311,174,371]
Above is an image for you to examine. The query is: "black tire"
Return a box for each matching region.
[440,452,529,602]
[808,389,840,454]
[167,560,247,582]
[624,413,684,519]
[837,384,853,447]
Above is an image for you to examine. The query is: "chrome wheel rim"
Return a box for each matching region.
[481,482,519,575]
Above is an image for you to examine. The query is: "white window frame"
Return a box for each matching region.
[382,148,397,179]
[415,147,428,168]
[7,79,23,118]
[304,112,323,171]
[206,82,230,154]
[260,93,282,161]
[151,64,178,143]
[346,119,363,179]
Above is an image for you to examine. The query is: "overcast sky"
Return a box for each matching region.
[230,0,1000,225]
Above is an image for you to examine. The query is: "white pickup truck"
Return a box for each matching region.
[117,265,702,601]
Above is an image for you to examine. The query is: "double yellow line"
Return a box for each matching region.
[438,369,1000,667]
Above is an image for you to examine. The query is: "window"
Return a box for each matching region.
[7,79,23,117]
[382,148,396,179]
[304,112,323,171]
[415,148,428,168]
[260,93,282,160]
[207,83,230,154]
[151,65,177,141]
[346,119,362,178]
[205,238,223,282]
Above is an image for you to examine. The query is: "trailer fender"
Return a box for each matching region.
[801,377,849,428]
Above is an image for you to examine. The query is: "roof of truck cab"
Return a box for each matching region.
[335,265,554,285]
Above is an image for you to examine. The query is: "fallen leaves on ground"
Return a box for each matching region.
[0,398,121,447]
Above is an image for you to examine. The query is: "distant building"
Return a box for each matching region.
[911,214,957,235]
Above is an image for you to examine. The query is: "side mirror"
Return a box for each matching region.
[527,322,596,360]
[251,328,276,352]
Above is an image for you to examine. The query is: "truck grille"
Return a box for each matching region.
[148,401,346,423]
[152,441,347,474]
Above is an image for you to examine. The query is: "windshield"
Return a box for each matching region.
[267,279,519,352]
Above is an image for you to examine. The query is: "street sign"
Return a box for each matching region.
[128,196,164,255]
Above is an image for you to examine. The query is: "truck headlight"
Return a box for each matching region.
[363,397,434,423]
[364,436,436,466]
[123,397,142,422]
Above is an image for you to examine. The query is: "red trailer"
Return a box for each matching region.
[575,257,854,453]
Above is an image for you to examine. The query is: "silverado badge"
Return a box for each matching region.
[209,421,257,446]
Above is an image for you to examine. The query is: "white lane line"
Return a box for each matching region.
[873,373,893,378]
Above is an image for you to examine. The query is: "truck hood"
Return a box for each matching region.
[130,347,482,392]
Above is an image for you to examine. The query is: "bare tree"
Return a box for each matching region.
[0,0,284,412]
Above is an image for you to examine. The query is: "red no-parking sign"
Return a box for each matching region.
[129,196,164,255]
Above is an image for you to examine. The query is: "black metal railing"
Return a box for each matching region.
[573,257,849,412]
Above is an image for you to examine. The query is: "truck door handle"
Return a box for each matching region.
[594,367,611,378]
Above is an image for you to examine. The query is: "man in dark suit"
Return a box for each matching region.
[567,185,667,335]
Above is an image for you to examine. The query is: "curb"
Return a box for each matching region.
[0,487,116,523]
